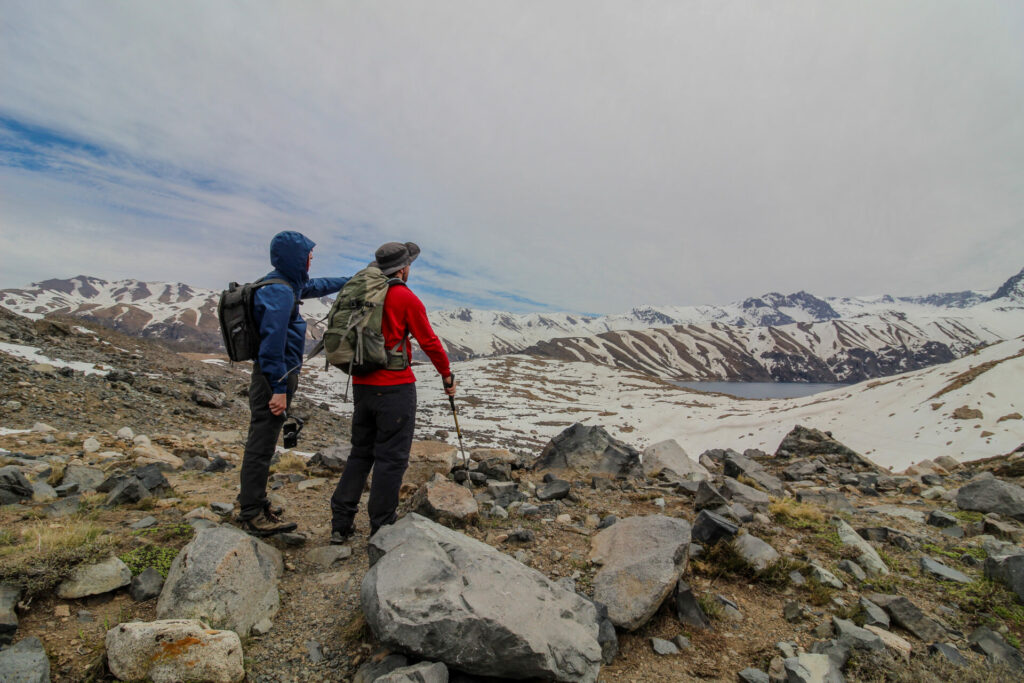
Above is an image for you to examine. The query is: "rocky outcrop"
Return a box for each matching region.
[362,514,602,682]
[588,515,692,630]
[105,619,244,683]
[157,526,283,636]
[534,424,641,477]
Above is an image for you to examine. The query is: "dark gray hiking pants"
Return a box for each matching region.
[239,366,298,520]
[330,382,416,535]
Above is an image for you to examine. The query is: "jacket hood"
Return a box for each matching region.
[269,231,315,285]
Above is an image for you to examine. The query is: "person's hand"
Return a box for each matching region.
[443,375,456,397]
[268,393,288,416]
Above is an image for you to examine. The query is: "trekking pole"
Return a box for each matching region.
[444,374,468,466]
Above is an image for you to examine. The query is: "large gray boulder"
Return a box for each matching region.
[61,464,106,491]
[0,466,33,505]
[956,478,1024,521]
[157,526,283,636]
[362,514,602,682]
[57,556,132,599]
[534,423,641,477]
[589,514,692,630]
[105,619,244,683]
[642,440,710,482]
[0,637,50,683]
[985,552,1024,601]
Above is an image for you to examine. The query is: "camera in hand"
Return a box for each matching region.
[282,415,304,448]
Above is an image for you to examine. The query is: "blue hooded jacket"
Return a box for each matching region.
[254,231,348,393]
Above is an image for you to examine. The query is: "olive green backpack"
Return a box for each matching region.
[319,266,409,378]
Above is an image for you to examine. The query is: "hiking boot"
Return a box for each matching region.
[262,501,286,520]
[239,511,298,537]
[330,528,354,545]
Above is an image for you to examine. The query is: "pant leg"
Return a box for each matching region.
[330,384,377,532]
[366,383,417,534]
[239,368,297,519]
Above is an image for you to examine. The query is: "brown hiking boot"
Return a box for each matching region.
[239,510,297,537]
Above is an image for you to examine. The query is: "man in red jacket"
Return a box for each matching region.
[329,241,456,543]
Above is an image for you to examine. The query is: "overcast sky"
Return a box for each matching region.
[1,1,1022,313]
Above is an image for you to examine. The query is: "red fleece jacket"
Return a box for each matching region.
[353,284,451,386]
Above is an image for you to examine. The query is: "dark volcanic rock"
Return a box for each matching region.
[534,423,641,477]
[774,425,878,470]
[969,625,1024,672]
[0,466,33,505]
[956,478,1024,521]
[691,510,739,545]
[984,552,1024,601]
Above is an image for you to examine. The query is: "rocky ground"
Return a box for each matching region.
[2,306,1024,682]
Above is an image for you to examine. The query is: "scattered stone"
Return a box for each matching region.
[353,654,409,683]
[83,437,102,453]
[733,533,780,572]
[296,477,327,491]
[927,510,959,528]
[130,515,158,530]
[411,478,479,526]
[641,439,710,482]
[859,597,889,629]
[31,481,57,503]
[920,556,972,584]
[105,619,244,683]
[1,583,21,645]
[984,552,1024,601]
[363,514,602,682]
[506,528,535,544]
[784,601,807,623]
[837,560,866,582]
[865,504,926,524]
[0,636,49,682]
[0,466,33,504]
[675,581,711,630]
[809,564,844,589]
[589,514,692,630]
[77,610,94,623]
[191,388,227,408]
[210,502,234,515]
[375,661,449,683]
[536,478,571,501]
[956,478,1024,521]
[929,642,969,667]
[738,668,770,683]
[157,526,283,636]
[968,625,1024,672]
[782,653,843,683]
[693,480,731,511]
[252,618,273,635]
[277,532,307,547]
[486,481,526,508]
[129,568,164,602]
[878,596,947,642]
[723,451,785,497]
[651,637,679,655]
[306,545,353,569]
[984,516,1024,542]
[834,518,888,576]
[405,441,458,487]
[57,556,132,599]
[62,465,106,491]
[116,427,135,440]
[720,476,771,507]
[534,423,641,477]
[673,634,691,650]
[691,509,739,545]
[864,625,912,661]
[105,476,150,506]
[833,616,884,651]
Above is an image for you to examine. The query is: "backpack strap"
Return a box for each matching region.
[253,277,297,312]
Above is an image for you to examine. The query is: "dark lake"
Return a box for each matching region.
[671,381,850,399]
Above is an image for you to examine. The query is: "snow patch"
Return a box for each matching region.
[0,341,111,375]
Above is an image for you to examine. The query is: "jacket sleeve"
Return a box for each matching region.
[254,284,295,393]
[301,276,348,299]
[403,289,451,378]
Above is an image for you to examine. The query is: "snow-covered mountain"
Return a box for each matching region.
[1,267,1022,382]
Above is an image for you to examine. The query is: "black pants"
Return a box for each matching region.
[239,367,298,520]
[330,382,416,535]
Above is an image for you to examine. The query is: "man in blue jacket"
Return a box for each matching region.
[238,230,348,536]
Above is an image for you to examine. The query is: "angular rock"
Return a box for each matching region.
[363,514,602,682]
[738,668,770,683]
[353,654,409,683]
[534,423,641,477]
[1,583,21,645]
[733,533,780,572]
[157,526,283,636]
[133,443,185,471]
[956,478,1024,522]
[927,510,959,528]
[405,441,458,487]
[309,444,350,471]
[375,661,449,683]
[968,625,1024,672]
[810,564,844,589]
[694,480,730,511]
[536,479,571,501]
[0,466,33,505]
[57,556,132,598]
[775,425,877,470]
[191,389,227,409]
[864,625,912,661]
[589,514,691,630]
[486,481,526,508]
[0,637,49,683]
[782,652,844,683]
[833,617,884,651]
[834,519,888,576]
[31,481,57,503]
[859,597,889,629]
[984,552,1024,601]
[675,581,711,630]
[721,477,771,507]
[929,642,969,667]
[691,509,739,545]
[105,476,149,506]
[105,619,244,683]
[651,637,678,655]
[307,545,353,569]
[641,440,710,482]
[882,597,946,642]
[61,464,105,491]
[837,560,866,582]
[129,568,165,602]
[920,557,971,584]
[723,452,785,497]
